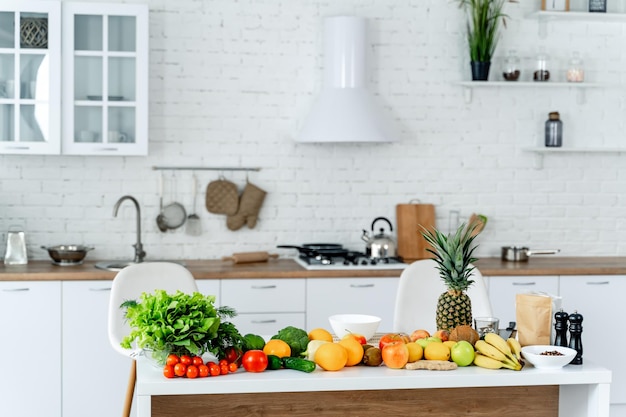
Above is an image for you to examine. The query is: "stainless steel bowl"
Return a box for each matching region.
[42,245,94,265]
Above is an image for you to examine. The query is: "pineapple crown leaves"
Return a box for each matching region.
[421,222,480,292]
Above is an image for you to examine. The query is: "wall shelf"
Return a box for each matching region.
[521,146,626,153]
[152,166,262,172]
[457,81,605,104]
[526,11,626,38]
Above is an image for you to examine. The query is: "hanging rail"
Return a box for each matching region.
[152,166,261,172]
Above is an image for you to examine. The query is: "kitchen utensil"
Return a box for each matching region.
[222,251,279,264]
[4,228,28,265]
[361,217,397,258]
[156,173,168,232]
[162,173,186,230]
[501,246,560,262]
[205,177,239,215]
[521,345,577,369]
[467,213,487,236]
[277,244,350,258]
[328,314,381,341]
[41,245,94,266]
[185,174,201,236]
[396,201,435,262]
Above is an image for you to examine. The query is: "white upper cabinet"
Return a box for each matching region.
[62,2,148,155]
[0,0,61,155]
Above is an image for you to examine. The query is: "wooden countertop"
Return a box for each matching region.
[2,257,626,281]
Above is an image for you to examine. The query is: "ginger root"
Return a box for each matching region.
[405,360,458,371]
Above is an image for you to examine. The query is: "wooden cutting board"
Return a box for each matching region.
[396,202,436,262]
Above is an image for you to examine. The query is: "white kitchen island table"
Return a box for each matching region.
[135,358,611,417]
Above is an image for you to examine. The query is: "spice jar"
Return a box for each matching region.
[502,50,521,81]
[534,50,550,82]
[566,52,585,82]
[545,112,562,147]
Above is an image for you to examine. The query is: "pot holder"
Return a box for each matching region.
[205,178,239,215]
[227,182,267,231]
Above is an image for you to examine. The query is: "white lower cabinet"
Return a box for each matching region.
[221,279,306,335]
[195,279,221,306]
[306,277,399,334]
[487,275,559,329]
[559,275,626,407]
[62,281,136,417]
[0,281,62,417]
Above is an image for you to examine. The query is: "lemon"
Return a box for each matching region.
[314,342,348,371]
[424,341,451,361]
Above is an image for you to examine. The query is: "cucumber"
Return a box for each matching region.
[281,357,316,373]
[266,355,282,370]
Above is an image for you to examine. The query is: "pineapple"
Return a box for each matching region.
[422,223,479,331]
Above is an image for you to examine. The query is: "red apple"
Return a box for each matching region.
[433,330,450,342]
[410,329,431,342]
[382,341,410,369]
[379,333,411,351]
[342,333,367,345]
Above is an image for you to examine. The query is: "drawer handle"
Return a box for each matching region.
[2,287,30,292]
[512,282,536,286]
[251,285,277,289]
[586,281,609,285]
[350,284,375,288]
[251,319,277,324]
[89,287,112,292]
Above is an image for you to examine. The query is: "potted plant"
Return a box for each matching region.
[457,0,516,81]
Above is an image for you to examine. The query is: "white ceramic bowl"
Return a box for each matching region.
[521,345,577,369]
[328,314,381,341]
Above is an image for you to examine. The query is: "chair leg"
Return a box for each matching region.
[122,360,136,417]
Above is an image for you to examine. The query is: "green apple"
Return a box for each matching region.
[415,338,430,349]
[450,341,475,367]
[426,336,442,343]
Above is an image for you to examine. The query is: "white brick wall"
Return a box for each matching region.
[1,0,626,262]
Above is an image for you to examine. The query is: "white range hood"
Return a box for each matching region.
[298,16,397,143]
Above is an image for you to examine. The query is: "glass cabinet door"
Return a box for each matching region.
[62,3,148,155]
[0,2,61,155]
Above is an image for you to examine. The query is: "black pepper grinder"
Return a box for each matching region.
[554,309,569,347]
[568,311,583,365]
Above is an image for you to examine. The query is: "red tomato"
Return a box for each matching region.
[209,363,220,376]
[174,363,187,377]
[186,365,199,379]
[180,355,192,366]
[228,362,238,373]
[166,354,180,367]
[220,364,229,375]
[225,346,243,365]
[163,365,176,378]
[198,364,209,378]
[241,350,268,373]
[192,356,204,366]
[218,359,228,367]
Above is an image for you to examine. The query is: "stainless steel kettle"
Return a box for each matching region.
[361,217,397,258]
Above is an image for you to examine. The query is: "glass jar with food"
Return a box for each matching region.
[566,52,584,82]
[534,49,550,82]
[502,50,521,81]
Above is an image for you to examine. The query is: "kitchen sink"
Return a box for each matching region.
[95,260,186,272]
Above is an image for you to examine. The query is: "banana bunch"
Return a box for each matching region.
[473,333,523,371]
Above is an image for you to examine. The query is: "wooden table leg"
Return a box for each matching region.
[122,360,136,417]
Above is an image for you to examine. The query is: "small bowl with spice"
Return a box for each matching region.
[521,345,577,369]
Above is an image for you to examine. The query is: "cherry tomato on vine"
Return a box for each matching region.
[180,355,192,366]
[192,356,204,366]
[163,365,176,378]
[228,362,238,373]
[219,359,228,367]
[241,350,268,373]
[186,365,199,379]
[225,346,243,365]
[220,364,229,375]
[166,354,180,367]
[198,364,209,378]
[174,363,187,377]
[209,363,220,376]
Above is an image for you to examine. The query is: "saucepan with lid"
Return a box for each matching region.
[501,246,560,262]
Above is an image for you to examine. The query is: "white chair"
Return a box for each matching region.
[393,259,492,334]
[108,262,198,417]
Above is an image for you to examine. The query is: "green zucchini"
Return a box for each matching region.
[281,357,316,373]
[266,355,282,370]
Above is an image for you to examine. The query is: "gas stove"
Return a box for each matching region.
[294,253,408,271]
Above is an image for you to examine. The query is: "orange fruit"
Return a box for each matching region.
[314,342,348,371]
[262,339,291,358]
[406,342,424,362]
[424,341,451,361]
[338,337,364,366]
[308,328,334,342]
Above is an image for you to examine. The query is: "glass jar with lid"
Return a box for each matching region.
[502,50,521,81]
[566,52,584,82]
[534,49,550,82]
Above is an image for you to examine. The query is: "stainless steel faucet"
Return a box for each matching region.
[113,195,146,263]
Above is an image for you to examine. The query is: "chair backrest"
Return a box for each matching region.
[107,262,199,357]
[393,259,492,334]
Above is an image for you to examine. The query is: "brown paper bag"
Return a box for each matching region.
[516,293,553,347]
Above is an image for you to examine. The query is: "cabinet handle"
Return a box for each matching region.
[251,319,277,324]
[97,147,120,151]
[89,287,112,292]
[586,281,609,285]
[512,282,536,286]
[350,284,375,288]
[251,285,277,289]
[2,287,30,292]
[4,146,31,150]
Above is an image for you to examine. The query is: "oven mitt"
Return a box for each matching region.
[227,182,267,231]
[205,179,239,215]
